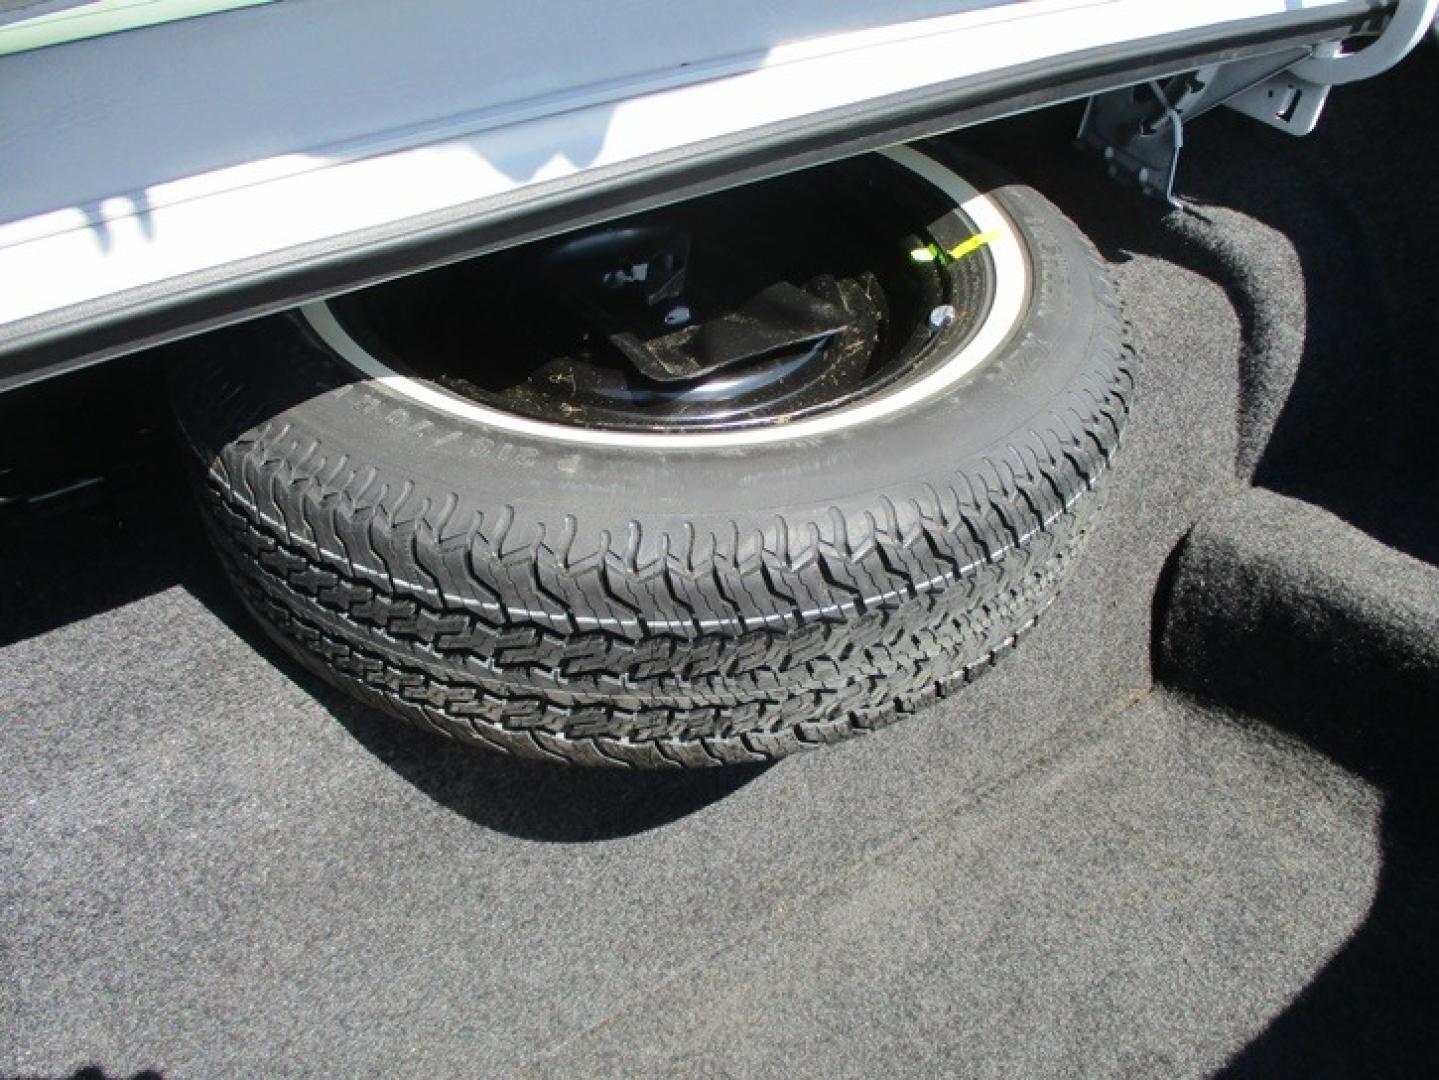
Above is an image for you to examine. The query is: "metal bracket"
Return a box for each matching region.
[1080,0,1439,202]
[1230,0,1439,135]
[1077,48,1310,205]
[1076,79,1186,205]
[1224,66,1333,136]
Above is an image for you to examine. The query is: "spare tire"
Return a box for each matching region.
[171,144,1132,767]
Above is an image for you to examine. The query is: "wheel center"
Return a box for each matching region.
[327,152,1000,434]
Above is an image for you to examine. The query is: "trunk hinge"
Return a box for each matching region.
[1078,0,1438,205]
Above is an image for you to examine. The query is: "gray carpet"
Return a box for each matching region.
[1163,487,1439,779]
[0,579,1386,1078]
[4,48,1437,1080]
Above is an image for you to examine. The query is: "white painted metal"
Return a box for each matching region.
[1292,0,1438,84]
[0,0,1363,335]
[300,147,1030,449]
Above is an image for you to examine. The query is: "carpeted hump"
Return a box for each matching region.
[1160,487,1439,789]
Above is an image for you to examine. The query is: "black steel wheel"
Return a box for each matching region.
[172,143,1133,767]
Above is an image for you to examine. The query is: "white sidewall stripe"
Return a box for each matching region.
[300,146,1029,450]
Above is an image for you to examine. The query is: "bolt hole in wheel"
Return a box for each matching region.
[307,146,1030,447]
[175,144,1130,767]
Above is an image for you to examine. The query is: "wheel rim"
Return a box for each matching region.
[304,146,1031,449]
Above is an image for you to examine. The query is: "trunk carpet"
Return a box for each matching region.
[3,48,1435,1080]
